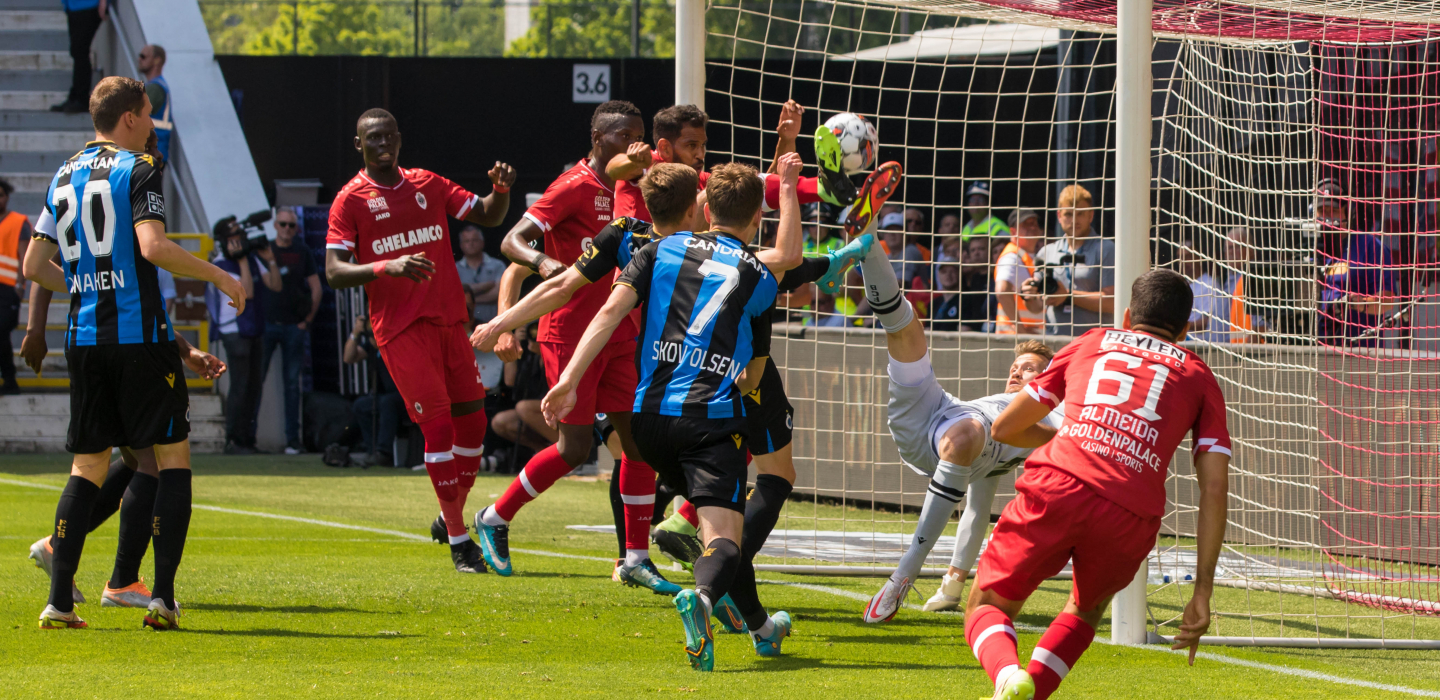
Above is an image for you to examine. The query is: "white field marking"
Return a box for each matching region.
[4,476,1435,697]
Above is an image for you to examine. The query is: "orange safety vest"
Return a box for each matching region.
[0,210,27,287]
[1228,275,1263,344]
[994,242,1044,334]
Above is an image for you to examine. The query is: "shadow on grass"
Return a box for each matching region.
[188,628,415,639]
[0,456,435,478]
[717,656,975,673]
[185,603,387,615]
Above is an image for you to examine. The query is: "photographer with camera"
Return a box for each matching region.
[209,215,268,453]
[258,208,321,455]
[1020,184,1115,336]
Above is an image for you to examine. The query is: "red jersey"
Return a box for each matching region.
[614,149,710,221]
[1024,328,1231,518]
[326,168,478,346]
[523,160,638,345]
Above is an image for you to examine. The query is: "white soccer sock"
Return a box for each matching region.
[624,549,649,567]
[448,533,471,545]
[697,592,714,618]
[888,352,932,387]
[893,462,967,584]
[480,505,508,527]
[860,243,913,332]
[752,618,775,641]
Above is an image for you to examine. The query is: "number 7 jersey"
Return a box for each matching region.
[1023,328,1231,518]
[38,141,171,346]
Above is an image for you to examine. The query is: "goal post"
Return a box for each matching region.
[690,0,1440,649]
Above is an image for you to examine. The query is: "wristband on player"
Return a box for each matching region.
[530,253,552,274]
[372,261,387,277]
[492,183,510,194]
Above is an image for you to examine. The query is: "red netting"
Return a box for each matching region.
[959,0,1440,43]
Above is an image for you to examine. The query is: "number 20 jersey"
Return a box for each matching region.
[39,141,170,347]
[1023,328,1232,518]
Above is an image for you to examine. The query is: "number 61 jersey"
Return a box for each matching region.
[38,141,171,347]
[1023,327,1231,518]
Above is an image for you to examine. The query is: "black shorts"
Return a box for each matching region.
[65,342,189,454]
[742,357,793,456]
[630,412,748,513]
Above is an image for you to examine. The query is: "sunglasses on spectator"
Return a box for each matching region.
[276,221,298,228]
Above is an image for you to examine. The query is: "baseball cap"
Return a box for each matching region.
[1315,178,1345,210]
[1008,208,1038,228]
[880,212,904,230]
[966,181,991,198]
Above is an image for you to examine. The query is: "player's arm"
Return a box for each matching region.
[463,162,517,228]
[990,390,1059,448]
[1172,448,1229,663]
[20,261,54,375]
[540,283,640,426]
[487,262,535,361]
[500,219,566,280]
[607,143,653,183]
[472,266,587,351]
[768,100,804,173]
[756,152,804,274]
[737,302,775,395]
[134,221,245,314]
[21,237,65,293]
[324,247,435,289]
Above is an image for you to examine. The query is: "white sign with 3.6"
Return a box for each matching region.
[572,64,610,103]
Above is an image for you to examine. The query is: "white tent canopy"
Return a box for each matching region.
[836,22,1060,61]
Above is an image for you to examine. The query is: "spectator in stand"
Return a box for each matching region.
[959,237,992,331]
[138,45,172,162]
[1315,180,1397,347]
[456,225,505,323]
[208,221,266,454]
[343,314,402,467]
[961,181,1011,242]
[0,178,30,394]
[488,322,555,473]
[815,292,858,327]
[937,211,961,238]
[1177,237,1222,344]
[258,208,321,455]
[905,207,927,235]
[930,261,963,331]
[1215,226,1268,343]
[803,205,843,255]
[879,212,932,287]
[54,0,106,114]
[1021,183,1114,336]
[994,208,1045,335]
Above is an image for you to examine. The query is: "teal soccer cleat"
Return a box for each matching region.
[618,559,683,595]
[751,610,792,657]
[711,593,747,634]
[675,590,716,671]
[816,234,873,295]
[474,509,513,577]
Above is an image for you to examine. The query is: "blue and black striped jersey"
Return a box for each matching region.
[573,216,656,283]
[37,141,170,347]
[617,230,778,419]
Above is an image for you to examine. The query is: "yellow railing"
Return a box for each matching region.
[17,233,216,389]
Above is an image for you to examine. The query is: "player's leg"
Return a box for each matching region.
[596,415,628,569]
[131,341,196,630]
[812,125,859,206]
[103,446,160,608]
[608,410,681,595]
[435,325,489,559]
[421,413,486,574]
[925,473,1002,613]
[29,448,138,605]
[450,401,487,516]
[144,439,192,630]
[39,450,109,628]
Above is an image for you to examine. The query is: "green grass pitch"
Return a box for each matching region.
[2,454,1438,698]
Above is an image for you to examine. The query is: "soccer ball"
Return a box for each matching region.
[825,113,878,175]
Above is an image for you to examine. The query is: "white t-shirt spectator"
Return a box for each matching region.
[1188,271,1222,343]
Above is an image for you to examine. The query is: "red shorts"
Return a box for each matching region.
[379,320,486,424]
[540,340,638,425]
[975,467,1159,612]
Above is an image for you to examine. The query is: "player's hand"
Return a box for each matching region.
[541,381,578,428]
[493,331,522,362]
[489,161,517,189]
[626,142,653,169]
[382,252,436,283]
[537,256,566,280]
[20,331,47,375]
[1170,589,1213,666]
[183,346,227,380]
[776,100,804,141]
[470,321,502,352]
[217,274,246,315]
[776,151,803,186]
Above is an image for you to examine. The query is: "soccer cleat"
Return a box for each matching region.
[750,611,792,657]
[816,234,874,295]
[38,605,87,629]
[142,598,181,631]
[430,513,456,544]
[29,535,85,604]
[862,576,912,623]
[841,161,903,238]
[711,593,747,634]
[652,531,702,571]
[612,559,624,582]
[102,579,154,608]
[674,590,715,672]
[452,539,489,574]
[474,510,513,577]
[923,571,965,613]
[814,125,859,206]
[989,667,1036,700]
[619,558,683,595]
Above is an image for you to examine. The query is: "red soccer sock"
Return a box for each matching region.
[677,499,699,529]
[966,604,1021,684]
[493,445,573,522]
[619,456,657,551]
[419,416,465,538]
[1027,613,1096,700]
[452,411,488,512]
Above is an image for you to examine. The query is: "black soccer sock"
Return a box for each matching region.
[150,469,193,608]
[87,459,134,534]
[653,477,679,523]
[741,474,793,563]
[108,471,157,589]
[728,561,769,630]
[692,537,741,608]
[608,459,626,559]
[48,476,100,613]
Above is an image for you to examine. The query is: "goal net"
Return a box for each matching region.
[701,0,1440,646]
